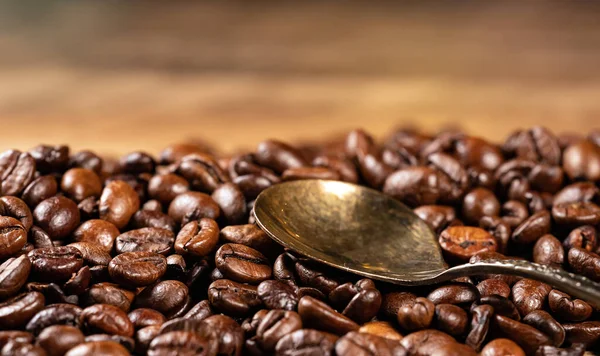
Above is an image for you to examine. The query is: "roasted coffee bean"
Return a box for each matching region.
[312,155,358,183]
[233,174,276,202]
[381,292,417,320]
[208,279,261,317]
[255,140,306,175]
[552,201,600,227]
[211,183,248,224]
[183,300,213,321]
[244,309,270,337]
[68,242,112,266]
[413,205,456,233]
[68,150,103,174]
[1,340,47,356]
[563,225,597,252]
[272,253,297,287]
[215,243,272,284]
[148,330,217,356]
[533,234,565,267]
[83,334,135,353]
[297,287,327,301]
[130,209,177,232]
[0,331,32,350]
[175,153,230,193]
[33,196,80,239]
[0,150,36,196]
[329,279,381,324]
[36,325,84,356]
[108,251,167,287]
[142,199,162,212]
[396,297,434,331]
[72,220,119,252]
[434,303,468,337]
[128,308,166,329]
[83,283,135,312]
[175,219,219,257]
[63,266,91,296]
[512,210,551,244]
[294,259,339,295]
[492,314,551,354]
[427,283,480,307]
[562,321,600,348]
[28,145,68,174]
[553,182,599,206]
[335,331,406,356]
[134,280,189,318]
[27,282,76,306]
[25,304,81,335]
[522,310,565,347]
[119,151,155,174]
[80,304,134,337]
[115,227,174,255]
[160,142,214,165]
[480,338,525,356]
[28,246,83,282]
[135,325,160,354]
[512,279,552,316]
[298,296,359,335]
[0,197,32,233]
[536,344,586,356]
[201,314,244,356]
[383,167,441,207]
[275,329,338,356]
[0,255,31,299]
[426,152,469,203]
[21,176,57,209]
[439,226,497,262]
[65,341,130,356]
[168,191,220,224]
[29,226,52,249]
[220,224,276,255]
[257,280,298,311]
[61,168,102,202]
[500,200,529,228]
[282,167,341,181]
[0,217,27,259]
[466,304,494,351]
[358,321,403,341]
[476,279,510,298]
[567,247,600,282]
[547,290,592,322]
[0,291,44,329]
[399,329,462,356]
[502,127,561,165]
[148,173,189,205]
[157,317,204,334]
[562,140,600,181]
[99,180,140,229]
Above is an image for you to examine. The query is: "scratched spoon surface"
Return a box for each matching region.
[253,179,600,308]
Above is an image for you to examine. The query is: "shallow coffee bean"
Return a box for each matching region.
[511,209,551,244]
[522,310,565,347]
[183,300,213,321]
[563,140,600,181]
[119,151,155,174]
[80,304,134,337]
[500,200,529,228]
[200,314,244,356]
[148,330,217,356]
[130,209,177,233]
[109,251,167,287]
[128,308,166,329]
[68,242,112,266]
[208,279,261,317]
[83,282,135,312]
[175,219,219,257]
[562,321,600,348]
[21,176,58,209]
[257,280,298,311]
[533,234,565,267]
[255,140,307,174]
[36,325,84,356]
[0,331,32,349]
[462,188,500,224]
[72,220,119,252]
[0,291,45,329]
[294,259,339,295]
[396,297,434,331]
[439,226,497,262]
[61,168,102,202]
[220,224,276,256]
[65,341,130,356]
[434,303,468,337]
[476,279,510,298]
[358,321,403,341]
[548,290,592,322]
[25,304,82,335]
[383,167,441,207]
[335,331,406,356]
[0,255,31,299]
[115,227,174,255]
[175,153,230,193]
[33,196,80,239]
[298,296,359,335]
[168,191,220,224]
[28,246,83,282]
[147,173,189,205]
[99,180,140,229]
[480,338,525,356]
[135,280,189,318]
[0,217,27,259]
[528,164,564,194]
[563,225,597,253]
[0,150,36,196]
[215,243,272,284]
[381,292,417,320]
[492,314,551,354]
[68,150,103,174]
[567,247,600,282]
[427,283,480,307]
[413,205,456,233]
[466,304,494,351]
[399,329,457,356]
[275,329,338,356]
[512,279,551,317]
[28,144,69,174]
[211,182,248,224]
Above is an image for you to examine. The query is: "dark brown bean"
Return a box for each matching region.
[21,176,58,209]
[68,242,112,266]
[36,325,85,356]
[439,226,497,262]
[396,297,434,331]
[80,304,134,337]
[522,310,565,347]
[65,341,130,356]
[381,292,417,320]
[512,210,551,244]
[28,246,83,282]
[562,321,600,348]
[0,150,36,196]
[358,321,403,341]
[335,331,406,356]
[466,304,494,351]
[147,330,217,356]
[414,205,456,234]
[434,303,468,337]
[0,292,45,329]
[215,243,272,284]
[61,168,103,202]
[148,173,189,205]
[492,314,551,354]
[567,247,600,282]
[128,308,166,329]
[167,191,220,224]
[500,200,529,228]
[176,153,230,193]
[200,314,244,356]
[548,289,592,322]
[563,225,597,252]
[211,182,248,225]
[72,219,119,252]
[562,140,600,181]
[134,280,189,318]
[480,338,525,356]
[0,254,30,299]
[427,283,480,307]
[175,218,219,257]
[108,251,167,287]
[220,224,276,255]
[298,296,358,336]
[257,280,298,311]
[208,279,261,317]
[33,196,80,239]
[115,227,174,255]
[383,167,441,207]
[275,329,338,356]
[25,304,82,335]
[476,279,510,298]
[512,279,551,317]
[533,234,564,267]
[99,180,140,229]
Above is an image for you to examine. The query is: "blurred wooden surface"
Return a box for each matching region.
[0,2,599,155]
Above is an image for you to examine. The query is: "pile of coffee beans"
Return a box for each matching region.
[0,126,599,355]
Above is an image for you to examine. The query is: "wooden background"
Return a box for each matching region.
[0,1,599,156]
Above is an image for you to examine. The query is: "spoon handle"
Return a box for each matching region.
[438,259,600,308]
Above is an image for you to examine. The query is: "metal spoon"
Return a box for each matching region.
[254,179,600,308]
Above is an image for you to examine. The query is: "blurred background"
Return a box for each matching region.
[0,1,599,155]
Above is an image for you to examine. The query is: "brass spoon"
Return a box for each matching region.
[254,179,600,308]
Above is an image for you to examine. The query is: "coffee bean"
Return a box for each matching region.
[512,279,551,317]
[134,280,189,318]
[183,300,213,321]
[68,242,112,266]
[335,331,406,356]
[255,140,306,175]
[427,283,480,307]
[567,247,600,282]
[512,210,551,244]
[61,168,102,202]
[548,290,592,322]
[128,308,166,329]
[298,296,359,335]
[72,220,119,252]
[84,334,135,353]
[175,218,219,257]
[215,243,272,284]
[115,227,174,255]
[427,152,469,203]
[28,246,83,282]
[399,329,459,356]
[0,291,44,329]
[148,330,217,356]
[1,340,46,356]
[480,338,525,356]
[476,279,510,298]
[108,251,166,287]
[563,140,600,181]
[201,314,244,356]
[142,199,162,212]
[175,153,230,193]
[434,303,468,337]
[500,200,529,229]
[0,150,36,196]
[275,329,338,356]
[414,205,456,233]
[0,217,27,259]
[381,292,417,320]
[537,344,586,356]
[492,314,551,354]
[211,182,248,224]
[281,167,341,182]
[257,280,298,311]
[77,198,98,220]
[99,180,140,229]
[273,253,297,287]
[208,279,261,317]
[461,188,500,224]
[383,167,441,207]
[0,331,32,349]
[63,266,91,296]
[82,282,135,312]
[36,325,84,356]
[220,224,276,256]
[329,279,381,325]
[26,304,81,335]
[503,127,561,165]
[32,196,80,239]
[358,321,403,341]
[0,255,30,299]
[21,176,58,209]
[134,325,160,354]
[312,155,359,183]
[564,225,597,253]
[562,321,600,348]
[80,304,134,337]
[533,234,564,267]
[118,151,155,174]
[148,173,189,205]
[294,259,339,295]
[396,297,434,331]
[68,150,103,174]
[65,341,130,356]
[439,226,497,262]
[465,304,494,351]
[522,310,565,347]
[168,191,220,225]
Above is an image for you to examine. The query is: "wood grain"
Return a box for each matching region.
[0,2,599,155]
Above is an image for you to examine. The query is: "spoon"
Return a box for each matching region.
[254,179,600,308]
